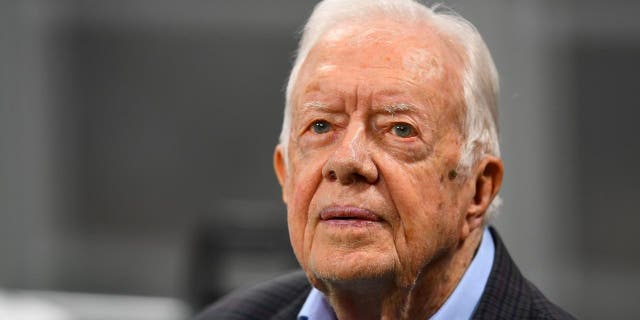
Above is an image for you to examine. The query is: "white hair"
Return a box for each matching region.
[278,0,502,216]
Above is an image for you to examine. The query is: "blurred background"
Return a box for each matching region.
[1,0,639,319]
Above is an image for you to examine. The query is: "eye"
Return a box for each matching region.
[391,123,416,138]
[310,120,331,134]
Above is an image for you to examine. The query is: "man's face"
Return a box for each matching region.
[275,20,475,287]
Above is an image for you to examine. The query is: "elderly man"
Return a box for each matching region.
[197,0,574,319]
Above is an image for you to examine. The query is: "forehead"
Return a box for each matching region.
[315,21,445,72]
[293,19,465,110]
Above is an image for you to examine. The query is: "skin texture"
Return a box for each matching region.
[274,18,503,320]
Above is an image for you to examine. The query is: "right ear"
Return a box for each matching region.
[273,144,288,203]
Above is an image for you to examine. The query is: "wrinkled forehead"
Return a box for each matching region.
[294,18,466,103]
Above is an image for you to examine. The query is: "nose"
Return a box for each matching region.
[322,125,379,185]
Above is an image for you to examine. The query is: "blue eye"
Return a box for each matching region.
[391,123,415,137]
[311,120,331,134]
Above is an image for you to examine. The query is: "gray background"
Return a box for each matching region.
[1,0,640,318]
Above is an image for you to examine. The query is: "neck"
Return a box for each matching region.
[321,229,483,320]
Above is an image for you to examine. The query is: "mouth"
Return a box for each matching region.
[319,206,382,223]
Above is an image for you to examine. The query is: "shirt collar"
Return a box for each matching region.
[297,228,495,320]
[297,287,335,320]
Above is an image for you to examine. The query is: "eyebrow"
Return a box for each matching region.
[302,101,417,115]
[382,103,414,115]
[303,101,329,109]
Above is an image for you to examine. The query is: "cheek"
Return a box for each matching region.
[380,154,444,216]
[287,204,305,265]
[287,155,325,218]
[285,152,327,261]
[379,159,457,271]
[394,168,446,238]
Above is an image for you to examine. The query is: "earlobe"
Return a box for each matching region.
[273,145,288,203]
[465,155,504,235]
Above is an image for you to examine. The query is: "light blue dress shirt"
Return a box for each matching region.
[298,228,495,320]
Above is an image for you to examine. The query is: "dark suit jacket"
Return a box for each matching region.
[196,228,575,319]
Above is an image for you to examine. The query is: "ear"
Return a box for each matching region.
[273,144,289,203]
[462,155,503,238]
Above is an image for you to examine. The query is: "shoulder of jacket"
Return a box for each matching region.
[195,270,311,320]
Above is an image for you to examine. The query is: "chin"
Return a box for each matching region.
[307,249,396,283]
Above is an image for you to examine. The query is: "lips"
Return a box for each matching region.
[319,206,382,222]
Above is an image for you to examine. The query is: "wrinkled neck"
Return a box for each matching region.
[321,228,483,320]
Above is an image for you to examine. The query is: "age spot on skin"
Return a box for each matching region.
[448,169,457,180]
